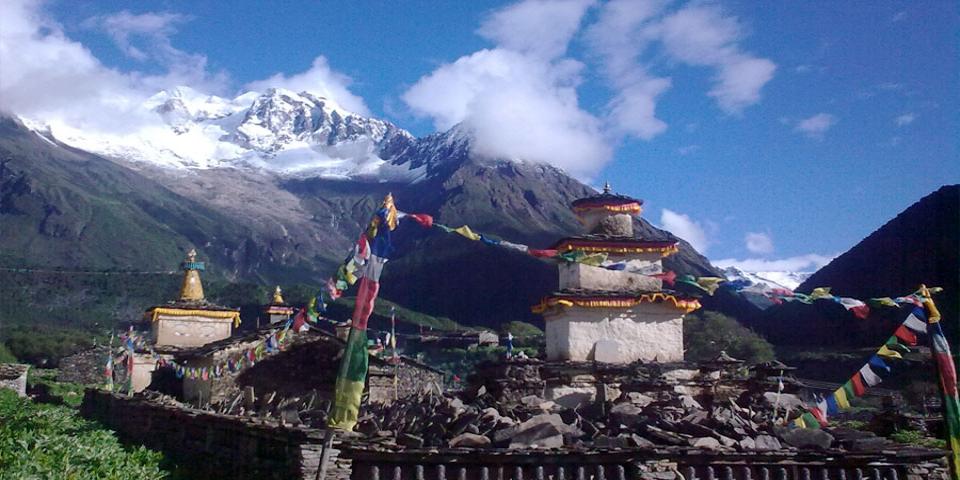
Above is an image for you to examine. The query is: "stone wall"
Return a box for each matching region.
[58,346,110,385]
[0,363,29,397]
[545,303,684,362]
[81,390,350,480]
[367,361,444,404]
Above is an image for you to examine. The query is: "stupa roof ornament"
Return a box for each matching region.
[272,286,285,305]
[178,248,206,302]
[571,184,643,215]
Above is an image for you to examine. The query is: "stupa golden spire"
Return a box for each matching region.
[271,285,285,305]
[178,249,205,302]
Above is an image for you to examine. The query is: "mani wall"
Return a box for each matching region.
[81,390,350,480]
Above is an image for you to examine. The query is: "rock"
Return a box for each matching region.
[480,407,501,421]
[718,435,737,448]
[754,435,782,451]
[610,403,645,427]
[628,434,655,448]
[520,395,545,407]
[398,433,424,448]
[644,425,687,446]
[775,426,834,449]
[449,433,491,448]
[679,395,702,410]
[689,437,721,450]
[626,392,655,407]
[738,437,756,450]
[763,392,804,411]
[508,423,564,449]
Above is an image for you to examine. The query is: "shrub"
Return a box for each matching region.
[0,389,169,479]
[684,310,776,364]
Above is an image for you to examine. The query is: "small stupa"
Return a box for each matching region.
[145,249,240,348]
[533,184,701,363]
[263,286,294,325]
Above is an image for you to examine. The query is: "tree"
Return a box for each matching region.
[684,310,775,364]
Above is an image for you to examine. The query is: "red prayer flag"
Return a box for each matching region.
[851,373,867,396]
[528,249,559,258]
[352,276,380,330]
[893,325,918,346]
[407,213,434,228]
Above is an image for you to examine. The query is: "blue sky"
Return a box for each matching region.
[4,0,958,271]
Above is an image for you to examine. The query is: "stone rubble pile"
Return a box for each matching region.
[345,384,823,452]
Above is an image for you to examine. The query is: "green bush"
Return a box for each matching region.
[0,389,169,479]
[684,310,776,364]
[0,343,16,363]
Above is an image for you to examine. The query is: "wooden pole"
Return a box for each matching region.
[315,429,336,480]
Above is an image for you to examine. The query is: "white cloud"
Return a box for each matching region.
[583,0,775,141]
[82,11,190,61]
[583,0,671,139]
[794,113,836,139]
[660,209,710,253]
[895,112,916,127]
[245,57,370,115]
[677,144,699,155]
[654,4,776,113]
[713,254,835,273]
[477,0,595,60]
[744,232,774,254]
[0,0,160,132]
[404,49,610,179]
[0,0,369,138]
[403,1,611,180]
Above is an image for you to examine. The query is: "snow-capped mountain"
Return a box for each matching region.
[721,266,812,291]
[28,86,431,181]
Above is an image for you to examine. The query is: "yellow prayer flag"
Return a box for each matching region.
[793,417,806,428]
[810,287,832,299]
[696,277,724,295]
[453,225,481,241]
[834,388,850,409]
[877,345,903,359]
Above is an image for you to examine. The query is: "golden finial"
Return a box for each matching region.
[603,182,612,194]
[178,249,205,302]
[382,192,398,230]
[272,286,285,305]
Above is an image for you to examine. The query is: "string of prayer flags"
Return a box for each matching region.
[793,288,955,442]
[329,194,402,432]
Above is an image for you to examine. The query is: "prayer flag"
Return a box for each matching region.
[826,394,840,415]
[453,225,481,241]
[406,213,433,228]
[810,287,832,300]
[851,374,867,396]
[868,355,891,375]
[903,308,928,333]
[877,345,903,360]
[859,364,882,387]
[329,195,398,432]
[841,380,856,401]
[528,249,559,258]
[839,297,870,319]
[894,325,919,346]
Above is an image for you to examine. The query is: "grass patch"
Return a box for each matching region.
[27,369,87,408]
[889,428,947,449]
[0,389,170,479]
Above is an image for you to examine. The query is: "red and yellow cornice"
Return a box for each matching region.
[553,239,679,257]
[572,202,643,214]
[146,307,241,328]
[532,292,701,315]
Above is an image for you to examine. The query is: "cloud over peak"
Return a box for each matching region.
[404,0,777,179]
